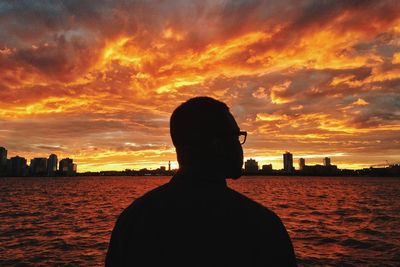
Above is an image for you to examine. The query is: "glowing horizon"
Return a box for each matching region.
[1,1,399,172]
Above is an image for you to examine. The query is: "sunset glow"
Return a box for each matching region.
[1,1,399,171]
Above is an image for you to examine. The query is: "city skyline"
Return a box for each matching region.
[2,145,397,175]
[2,149,396,172]
[0,146,77,177]
[2,144,398,178]
[1,1,399,172]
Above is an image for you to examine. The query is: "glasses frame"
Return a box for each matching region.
[239,131,247,145]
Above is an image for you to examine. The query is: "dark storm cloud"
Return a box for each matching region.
[0,0,137,80]
[1,0,399,80]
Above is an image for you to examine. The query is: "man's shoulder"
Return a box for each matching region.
[117,182,173,221]
[225,186,282,221]
[122,182,280,216]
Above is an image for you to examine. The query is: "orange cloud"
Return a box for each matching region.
[1,1,399,171]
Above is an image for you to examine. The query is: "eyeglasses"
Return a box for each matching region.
[239,131,247,145]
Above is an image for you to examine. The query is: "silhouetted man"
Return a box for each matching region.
[106,97,297,266]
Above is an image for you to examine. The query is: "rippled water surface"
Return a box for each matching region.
[1,176,399,266]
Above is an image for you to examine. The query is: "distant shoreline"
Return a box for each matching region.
[1,174,399,179]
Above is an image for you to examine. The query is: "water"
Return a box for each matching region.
[1,176,399,266]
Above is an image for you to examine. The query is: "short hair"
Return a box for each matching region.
[170,97,231,149]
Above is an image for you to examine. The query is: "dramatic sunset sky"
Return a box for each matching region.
[1,0,399,172]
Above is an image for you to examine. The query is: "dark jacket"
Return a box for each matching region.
[106,172,297,266]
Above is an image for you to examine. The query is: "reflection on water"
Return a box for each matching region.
[1,176,399,266]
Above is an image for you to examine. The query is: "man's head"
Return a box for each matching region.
[170,96,244,179]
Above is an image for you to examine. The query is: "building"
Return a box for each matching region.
[283,152,294,174]
[59,158,77,176]
[0,146,7,166]
[299,157,339,176]
[47,154,58,176]
[299,158,306,170]
[0,147,7,174]
[244,158,259,174]
[323,157,331,166]
[261,164,273,174]
[30,158,48,176]
[9,156,28,176]
[73,163,77,173]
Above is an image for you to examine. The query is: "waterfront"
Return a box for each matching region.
[1,176,399,266]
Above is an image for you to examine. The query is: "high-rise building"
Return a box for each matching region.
[0,147,7,174]
[59,158,76,176]
[47,154,58,176]
[0,147,7,164]
[323,157,331,166]
[299,158,306,170]
[9,156,27,176]
[283,152,294,174]
[30,158,48,176]
[73,163,77,173]
[245,158,259,173]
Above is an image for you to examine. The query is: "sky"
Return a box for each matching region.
[0,0,399,172]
